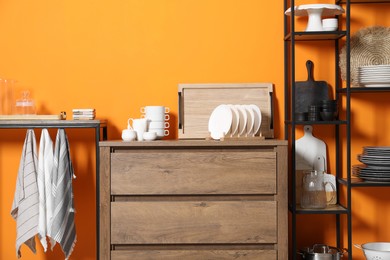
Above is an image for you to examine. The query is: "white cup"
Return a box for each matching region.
[141,106,170,121]
[148,121,169,129]
[131,118,148,141]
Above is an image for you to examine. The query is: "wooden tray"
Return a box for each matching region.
[178,83,274,139]
[0,113,66,120]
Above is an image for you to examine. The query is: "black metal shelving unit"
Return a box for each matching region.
[285,0,390,259]
[284,0,352,259]
[0,119,108,260]
[337,1,390,260]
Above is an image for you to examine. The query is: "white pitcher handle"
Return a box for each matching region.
[127,118,134,130]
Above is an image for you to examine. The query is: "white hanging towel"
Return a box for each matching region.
[50,129,76,259]
[11,129,39,258]
[37,129,54,251]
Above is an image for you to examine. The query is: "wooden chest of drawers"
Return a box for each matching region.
[99,140,288,259]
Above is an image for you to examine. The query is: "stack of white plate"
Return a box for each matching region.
[208,104,262,140]
[358,65,390,88]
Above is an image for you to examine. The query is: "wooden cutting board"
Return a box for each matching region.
[295,125,334,204]
[178,83,274,139]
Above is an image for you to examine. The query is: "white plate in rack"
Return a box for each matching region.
[244,105,255,137]
[250,104,262,136]
[235,105,247,137]
[208,104,232,140]
[228,104,240,137]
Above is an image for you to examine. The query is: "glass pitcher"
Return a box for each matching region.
[300,170,336,209]
[0,78,16,115]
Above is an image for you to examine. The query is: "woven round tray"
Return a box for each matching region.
[339,26,390,86]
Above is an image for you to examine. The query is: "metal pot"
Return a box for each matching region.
[298,244,347,260]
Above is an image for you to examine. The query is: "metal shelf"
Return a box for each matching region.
[339,178,390,187]
[0,119,108,260]
[340,0,390,3]
[285,120,348,125]
[338,87,390,93]
[285,31,346,41]
[289,203,348,214]
[0,119,106,129]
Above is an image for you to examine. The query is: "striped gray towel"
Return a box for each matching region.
[37,129,54,251]
[50,129,76,259]
[11,129,39,258]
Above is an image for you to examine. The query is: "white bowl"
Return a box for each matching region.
[356,242,390,259]
[322,18,338,31]
[322,18,338,25]
[143,131,157,141]
[323,26,338,31]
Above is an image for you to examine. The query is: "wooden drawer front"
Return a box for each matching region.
[111,201,277,244]
[111,250,276,260]
[111,150,276,195]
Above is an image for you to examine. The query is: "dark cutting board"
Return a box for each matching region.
[295,60,330,113]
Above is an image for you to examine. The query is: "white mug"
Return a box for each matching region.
[140,106,170,114]
[148,121,169,129]
[141,106,170,121]
[141,113,169,121]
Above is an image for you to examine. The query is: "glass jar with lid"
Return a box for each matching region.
[15,90,36,115]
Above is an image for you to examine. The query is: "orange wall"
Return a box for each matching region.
[0,1,389,259]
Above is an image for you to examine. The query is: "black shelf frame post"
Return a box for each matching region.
[345,0,353,258]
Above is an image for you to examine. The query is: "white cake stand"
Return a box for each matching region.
[285,4,344,32]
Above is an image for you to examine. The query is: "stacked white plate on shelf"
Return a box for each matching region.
[358,65,390,88]
[352,146,390,182]
[208,104,262,140]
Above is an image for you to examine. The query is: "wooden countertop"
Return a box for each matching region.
[100,138,287,147]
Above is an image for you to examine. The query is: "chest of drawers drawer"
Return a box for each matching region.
[111,149,276,195]
[111,200,277,244]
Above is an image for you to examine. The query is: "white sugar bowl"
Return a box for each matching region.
[322,18,338,31]
[122,129,137,141]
